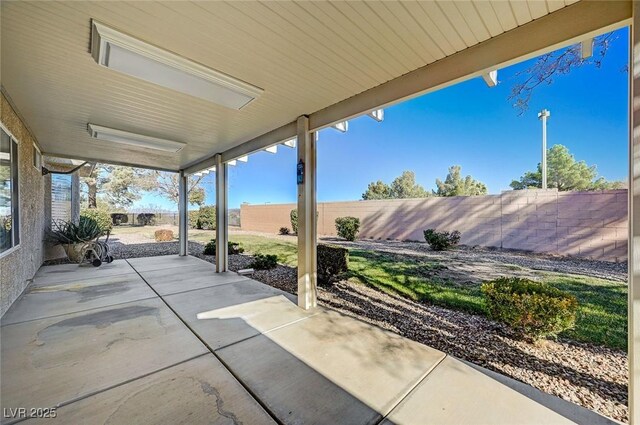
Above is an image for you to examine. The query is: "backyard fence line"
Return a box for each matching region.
[108,208,242,227]
[239,189,628,262]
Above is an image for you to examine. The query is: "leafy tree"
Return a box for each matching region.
[435,165,487,196]
[82,165,150,209]
[150,171,206,206]
[510,144,624,191]
[509,33,617,114]
[362,180,392,200]
[362,171,429,200]
[389,171,430,199]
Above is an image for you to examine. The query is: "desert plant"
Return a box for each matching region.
[154,229,174,241]
[80,209,112,235]
[136,213,156,226]
[196,206,216,230]
[279,227,291,235]
[335,216,360,241]
[251,253,278,270]
[317,244,349,285]
[423,229,461,251]
[481,277,578,341]
[202,239,244,256]
[47,216,102,245]
[290,209,298,234]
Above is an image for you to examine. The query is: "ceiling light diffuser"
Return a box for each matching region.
[87,124,185,153]
[90,21,263,109]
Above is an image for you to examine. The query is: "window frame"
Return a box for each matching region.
[0,122,21,259]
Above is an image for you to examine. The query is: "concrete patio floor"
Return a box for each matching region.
[0,255,608,424]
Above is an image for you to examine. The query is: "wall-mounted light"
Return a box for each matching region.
[90,20,263,109]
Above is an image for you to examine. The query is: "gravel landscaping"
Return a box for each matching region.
[101,236,628,422]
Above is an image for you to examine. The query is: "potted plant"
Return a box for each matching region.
[47,216,103,262]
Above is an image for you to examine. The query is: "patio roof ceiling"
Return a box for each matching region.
[0,0,631,172]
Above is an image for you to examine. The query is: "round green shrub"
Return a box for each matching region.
[423,229,461,251]
[80,209,112,235]
[251,254,278,270]
[335,216,360,241]
[197,206,216,230]
[481,277,578,341]
[202,239,244,256]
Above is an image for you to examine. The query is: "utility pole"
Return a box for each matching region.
[538,109,551,189]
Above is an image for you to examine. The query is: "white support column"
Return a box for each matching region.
[631,6,639,424]
[215,154,228,273]
[296,115,317,310]
[178,170,188,256]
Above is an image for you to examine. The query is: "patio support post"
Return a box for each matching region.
[70,171,80,224]
[178,170,188,256]
[215,153,228,272]
[631,5,639,424]
[296,115,317,310]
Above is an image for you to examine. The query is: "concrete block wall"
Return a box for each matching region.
[240,188,628,262]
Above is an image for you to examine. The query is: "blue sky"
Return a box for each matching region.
[135,28,629,210]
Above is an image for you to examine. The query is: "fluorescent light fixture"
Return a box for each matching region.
[237,155,249,162]
[581,38,594,59]
[331,121,348,133]
[367,109,384,122]
[87,124,185,153]
[282,138,297,148]
[265,145,278,154]
[228,160,237,166]
[90,21,263,110]
[481,70,498,87]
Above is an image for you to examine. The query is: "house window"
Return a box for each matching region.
[0,126,19,254]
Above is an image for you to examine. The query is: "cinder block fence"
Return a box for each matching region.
[240,189,628,262]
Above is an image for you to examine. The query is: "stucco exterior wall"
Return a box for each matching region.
[1,93,46,316]
[240,189,628,262]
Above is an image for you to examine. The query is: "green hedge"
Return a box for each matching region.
[481,277,578,341]
[251,254,278,270]
[290,209,298,234]
[202,239,244,256]
[335,216,360,241]
[80,209,112,235]
[317,244,349,285]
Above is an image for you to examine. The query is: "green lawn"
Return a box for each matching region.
[113,229,628,350]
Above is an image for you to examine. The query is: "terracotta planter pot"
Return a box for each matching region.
[63,243,85,263]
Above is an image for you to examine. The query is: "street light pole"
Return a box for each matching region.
[538,109,551,189]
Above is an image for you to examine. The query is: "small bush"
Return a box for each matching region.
[154,229,174,242]
[202,239,244,256]
[317,244,349,285]
[423,229,461,251]
[188,211,200,229]
[290,209,318,235]
[197,206,216,230]
[111,213,128,226]
[481,277,578,341]
[335,216,360,241]
[80,209,112,235]
[279,227,291,235]
[251,254,278,270]
[290,209,298,234]
[137,213,156,226]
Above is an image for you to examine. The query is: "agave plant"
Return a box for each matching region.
[47,216,102,245]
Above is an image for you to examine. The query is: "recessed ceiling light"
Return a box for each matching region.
[87,124,186,153]
[90,20,263,109]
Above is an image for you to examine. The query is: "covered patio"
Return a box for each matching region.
[1,255,604,424]
[1,0,640,423]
